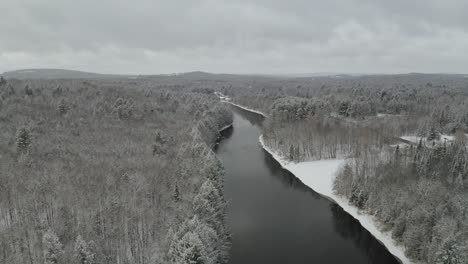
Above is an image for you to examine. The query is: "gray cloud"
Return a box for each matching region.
[1,0,468,74]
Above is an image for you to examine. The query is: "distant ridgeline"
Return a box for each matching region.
[0,77,232,264]
[221,73,468,263]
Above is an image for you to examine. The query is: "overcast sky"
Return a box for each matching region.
[1,0,468,74]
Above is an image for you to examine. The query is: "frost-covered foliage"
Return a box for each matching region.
[16,126,32,154]
[222,74,468,135]
[0,78,232,264]
[219,73,468,263]
[74,235,95,264]
[334,142,468,263]
[43,230,64,264]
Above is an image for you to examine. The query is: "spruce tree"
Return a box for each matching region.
[43,230,63,264]
[24,84,33,96]
[174,183,180,202]
[16,127,32,154]
[57,98,70,115]
[435,236,466,264]
[75,235,95,264]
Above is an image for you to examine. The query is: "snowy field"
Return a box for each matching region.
[260,135,414,264]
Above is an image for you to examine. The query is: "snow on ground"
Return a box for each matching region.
[401,134,455,145]
[260,135,414,264]
[218,123,233,132]
[223,101,267,117]
[215,92,267,117]
[215,91,231,102]
[377,113,400,117]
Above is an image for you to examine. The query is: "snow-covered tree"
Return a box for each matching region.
[435,235,466,264]
[57,98,70,115]
[43,230,63,264]
[16,126,32,154]
[193,179,224,225]
[74,235,95,264]
[24,84,33,96]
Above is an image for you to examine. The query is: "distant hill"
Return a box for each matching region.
[2,69,137,80]
[4,68,465,81]
[1,69,281,83]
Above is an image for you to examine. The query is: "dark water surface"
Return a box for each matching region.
[214,106,400,264]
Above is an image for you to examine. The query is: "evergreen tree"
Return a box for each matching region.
[289,144,295,160]
[43,230,63,264]
[169,231,205,264]
[57,98,70,115]
[174,183,180,202]
[193,179,223,224]
[24,84,33,96]
[74,235,95,264]
[435,236,466,264]
[168,216,219,264]
[428,126,440,141]
[338,101,350,117]
[16,127,32,154]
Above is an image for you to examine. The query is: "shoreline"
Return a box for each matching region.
[221,100,267,117]
[216,95,413,264]
[259,136,413,264]
[218,123,233,132]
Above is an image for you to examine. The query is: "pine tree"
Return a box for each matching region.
[24,84,33,96]
[435,236,466,264]
[428,126,440,141]
[16,127,32,154]
[174,183,180,202]
[43,230,63,264]
[289,144,295,160]
[57,98,70,115]
[168,231,206,264]
[193,179,223,223]
[75,235,95,264]
[338,101,350,117]
[168,216,219,264]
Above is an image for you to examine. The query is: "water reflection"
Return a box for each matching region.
[331,204,399,264]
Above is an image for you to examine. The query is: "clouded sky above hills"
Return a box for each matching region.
[1,0,468,74]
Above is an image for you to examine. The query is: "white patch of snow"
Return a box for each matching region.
[440,134,454,141]
[260,135,414,264]
[401,134,454,145]
[215,92,267,117]
[400,136,421,144]
[377,113,401,117]
[223,101,267,117]
[218,123,233,132]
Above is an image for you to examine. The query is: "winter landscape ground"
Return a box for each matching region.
[1,70,468,264]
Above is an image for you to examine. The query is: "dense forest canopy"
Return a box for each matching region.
[0,77,232,264]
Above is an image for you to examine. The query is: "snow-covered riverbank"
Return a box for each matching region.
[218,123,233,132]
[215,92,267,117]
[218,94,414,263]
[259,135,414,264]
[222,100,266,117]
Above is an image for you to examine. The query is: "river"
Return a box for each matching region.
[214,106,400,264]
